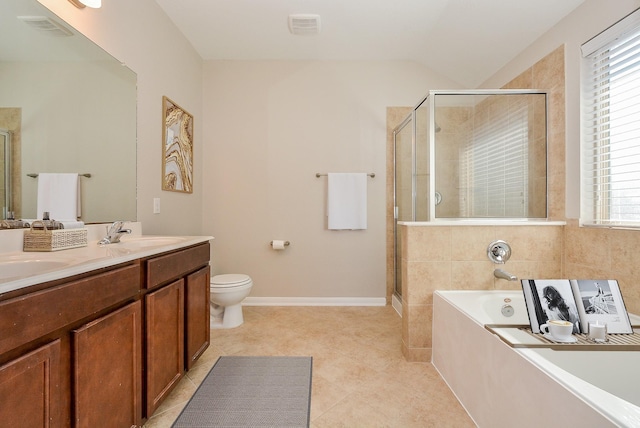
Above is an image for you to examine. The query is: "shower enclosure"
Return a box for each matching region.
[392,90,548,298]
[0,129,11,219]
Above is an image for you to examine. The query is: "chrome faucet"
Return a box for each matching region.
[98,221,132,245]
[494,268,517,281]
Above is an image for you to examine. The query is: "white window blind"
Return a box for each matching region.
[582,9,640,227]
[459,98,529,218]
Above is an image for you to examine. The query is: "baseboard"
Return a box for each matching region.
[243,296,387,307]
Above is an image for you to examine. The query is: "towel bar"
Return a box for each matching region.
[28,173,92,178]
[316,173,375,178]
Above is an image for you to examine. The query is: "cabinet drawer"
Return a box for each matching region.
[0,263,140,355]
[145,243,210,290]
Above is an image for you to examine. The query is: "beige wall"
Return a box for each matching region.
[203,61,461,299]
[38,0,204,236]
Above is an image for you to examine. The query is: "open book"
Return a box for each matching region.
[521,279,633,334]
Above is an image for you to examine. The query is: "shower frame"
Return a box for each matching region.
[392,89,548,299]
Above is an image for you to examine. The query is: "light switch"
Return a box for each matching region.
[153,198,160,214]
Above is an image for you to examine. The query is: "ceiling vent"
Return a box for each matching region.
[17,16,73,37]
[288,14,321,35]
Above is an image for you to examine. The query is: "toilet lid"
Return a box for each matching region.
[211,274,252,288]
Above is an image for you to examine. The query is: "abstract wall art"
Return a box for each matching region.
[162,96,193,193]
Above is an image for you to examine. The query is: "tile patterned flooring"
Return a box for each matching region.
[143,306,475,427]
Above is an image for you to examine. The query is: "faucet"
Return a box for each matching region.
[98,221,132,245]
[494,268,517,281]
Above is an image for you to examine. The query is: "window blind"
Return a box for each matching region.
[460,98,529,218]
[581,9,640,227]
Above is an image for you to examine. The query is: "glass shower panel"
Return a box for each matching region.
[395,119,414,222]
[393,117,413,297]
[414,100,430,221]
[433,92,547,218]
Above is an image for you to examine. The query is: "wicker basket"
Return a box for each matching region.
[23,221,88,252]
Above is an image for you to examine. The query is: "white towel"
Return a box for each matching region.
[59,221,85,229]
[36,173,80,221]
[327,173,367,230]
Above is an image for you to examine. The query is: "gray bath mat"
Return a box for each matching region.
[172,356,313,427]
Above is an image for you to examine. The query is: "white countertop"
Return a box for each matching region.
[0,223,213,295]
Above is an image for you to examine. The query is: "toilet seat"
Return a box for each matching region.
[211,274,252,288]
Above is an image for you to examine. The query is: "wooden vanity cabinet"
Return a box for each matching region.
[0,241,211,427]
[0,262,141,428]
[185,265,210,369]
[0,340,61,427]
[143,242,210,417]
[145,279,184,416]
[72,300,142,428]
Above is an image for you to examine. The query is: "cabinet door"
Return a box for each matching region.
[72,300,142,428]
[185,265,210,369]
[145,279,184,417]
[0,340,61,427]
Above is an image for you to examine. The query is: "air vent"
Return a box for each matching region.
[17,16,73,37]
[288,14,321,35]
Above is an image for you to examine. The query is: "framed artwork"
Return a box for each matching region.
[162,96,193,193]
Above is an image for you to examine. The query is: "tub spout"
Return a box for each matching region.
[494,268,517,281]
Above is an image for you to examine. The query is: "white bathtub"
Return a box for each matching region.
[432,290,640,428]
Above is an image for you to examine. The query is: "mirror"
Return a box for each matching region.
[0,0,136,225]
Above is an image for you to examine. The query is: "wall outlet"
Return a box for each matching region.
[153,198,160,214]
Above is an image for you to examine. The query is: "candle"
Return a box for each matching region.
[588,322,607,342]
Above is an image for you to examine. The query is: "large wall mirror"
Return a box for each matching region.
[0,0,136,224]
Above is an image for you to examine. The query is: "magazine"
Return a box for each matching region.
[521,279,633,334]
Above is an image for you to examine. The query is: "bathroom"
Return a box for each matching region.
[2,0,640,425]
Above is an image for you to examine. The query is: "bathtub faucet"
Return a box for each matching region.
[494,268,517,281]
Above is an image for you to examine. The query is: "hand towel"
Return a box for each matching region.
[36,173,80,221]
[59,221,85,229]
[327,173,367,230]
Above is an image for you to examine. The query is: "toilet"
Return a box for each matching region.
[209,274,253,329]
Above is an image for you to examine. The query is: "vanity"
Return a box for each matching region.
[0,225,212,427]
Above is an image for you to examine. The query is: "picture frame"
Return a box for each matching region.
[570,279,633,334]
[521,279,633,334]
[162,96,193,193]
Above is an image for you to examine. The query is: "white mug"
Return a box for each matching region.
[540,320,573,340]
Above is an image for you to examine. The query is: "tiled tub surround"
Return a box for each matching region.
[433,290,640,427]
[399,222,565,361]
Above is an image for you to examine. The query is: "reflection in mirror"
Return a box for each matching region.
[0,129,10,218]
[0,0,136,225]
[432,91,547,219]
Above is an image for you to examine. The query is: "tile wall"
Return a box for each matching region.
[389,45,568,361]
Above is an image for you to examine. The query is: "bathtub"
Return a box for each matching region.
[432,290,640,428]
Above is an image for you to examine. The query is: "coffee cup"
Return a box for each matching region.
[540,320,573,340]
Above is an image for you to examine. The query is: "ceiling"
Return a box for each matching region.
[154,0,585,88]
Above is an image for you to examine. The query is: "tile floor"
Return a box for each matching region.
[143,306,475,427]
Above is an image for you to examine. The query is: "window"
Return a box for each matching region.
[581,9,640,227]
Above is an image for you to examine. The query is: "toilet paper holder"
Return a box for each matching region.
[270,240,290,247]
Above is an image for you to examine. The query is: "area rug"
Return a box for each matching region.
[172,356,313,427]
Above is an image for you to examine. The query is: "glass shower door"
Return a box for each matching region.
[393,117,413,298]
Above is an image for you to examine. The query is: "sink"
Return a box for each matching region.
[0,259,72,281]
[117,236,188,249]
